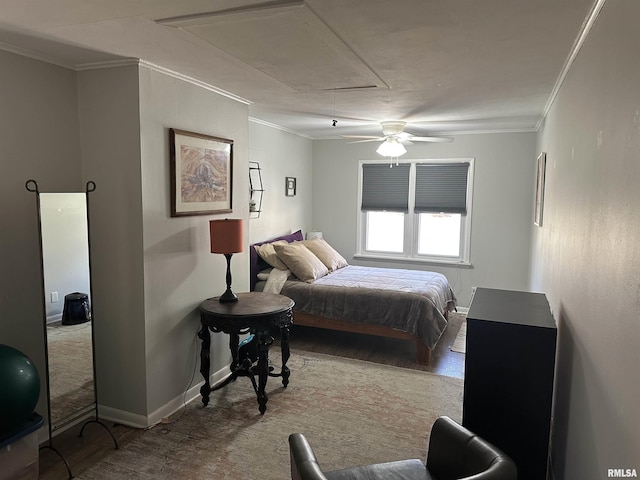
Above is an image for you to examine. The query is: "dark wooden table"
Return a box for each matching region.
[198,292,294,414]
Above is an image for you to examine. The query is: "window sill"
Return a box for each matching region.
[353,253,472,268]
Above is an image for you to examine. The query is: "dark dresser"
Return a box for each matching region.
[463,287,557,480]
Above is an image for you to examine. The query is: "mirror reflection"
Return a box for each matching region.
[39,193,94,429]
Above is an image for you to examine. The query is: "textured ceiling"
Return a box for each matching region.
[0,0,597,138]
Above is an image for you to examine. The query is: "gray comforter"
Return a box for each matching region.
[281,265,457,349]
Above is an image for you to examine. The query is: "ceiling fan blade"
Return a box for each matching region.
[408,136,454,143]
[340,135,383,140]
[347,138,385,144]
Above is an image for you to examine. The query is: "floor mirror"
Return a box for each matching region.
[27,180,117,478]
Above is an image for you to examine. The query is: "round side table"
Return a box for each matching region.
[198,292,294,414]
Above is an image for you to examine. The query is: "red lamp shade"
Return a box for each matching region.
[210,219,244,254]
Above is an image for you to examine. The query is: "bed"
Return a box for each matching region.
[250,230,457,364]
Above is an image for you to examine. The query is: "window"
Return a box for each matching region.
[358,159,473,265]
[366,211,404,252]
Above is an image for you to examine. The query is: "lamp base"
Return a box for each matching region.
[218,253,239,303]
[218,289,238,303]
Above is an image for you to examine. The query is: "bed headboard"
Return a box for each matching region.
[250,229,303,291]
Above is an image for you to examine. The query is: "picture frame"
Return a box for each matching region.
[169,128,233,217]
[534,152,546,226]
[285,177,297,197]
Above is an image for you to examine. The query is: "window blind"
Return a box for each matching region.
[415,162,470,214]
[361,163,410,213]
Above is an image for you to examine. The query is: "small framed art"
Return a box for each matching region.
[534,152,546,226]
[285,177,297,197]
[169,128,233,217]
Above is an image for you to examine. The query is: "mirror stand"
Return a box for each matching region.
[76,181,119,449]
[27,180,118,479]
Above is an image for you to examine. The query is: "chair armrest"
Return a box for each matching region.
[426,417,517,480]
[289,433,330,480]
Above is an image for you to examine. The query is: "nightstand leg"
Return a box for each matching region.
[229,333,240,371]
[280,325,291,387]
[256,331,272,414]
[198,324,211,406]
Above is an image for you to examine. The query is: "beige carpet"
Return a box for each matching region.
[77,350,463,479]
[450,320,467,353]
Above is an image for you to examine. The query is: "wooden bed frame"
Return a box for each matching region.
[250,233,451,366]
[291,310,449,365]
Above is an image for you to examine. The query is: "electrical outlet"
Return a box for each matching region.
[50,291,59,303]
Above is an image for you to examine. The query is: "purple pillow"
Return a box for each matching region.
[250,230,303,291]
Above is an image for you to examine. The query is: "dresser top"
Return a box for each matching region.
[467,287,556,329]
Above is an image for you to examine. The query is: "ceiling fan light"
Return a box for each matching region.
[376,138,407,157]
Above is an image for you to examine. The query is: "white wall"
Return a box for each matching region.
[312,133,536,307]
[530,1,640,477]
[0,50,82,418]
[248,121,313,244]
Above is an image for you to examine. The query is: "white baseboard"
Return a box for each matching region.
[456,306,469,314]
[46,313,63,324]
[97,363,232,429]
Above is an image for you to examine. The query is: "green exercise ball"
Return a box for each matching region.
[0,344,40,433]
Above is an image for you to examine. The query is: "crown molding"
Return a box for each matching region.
[538,0,607,131]
[0,41,76,69]
[249,116,313,139]
[75,58,139,70]
[138,60,252,105]
[0,42,251,106]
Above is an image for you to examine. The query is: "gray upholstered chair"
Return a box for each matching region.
[289,416,517,480]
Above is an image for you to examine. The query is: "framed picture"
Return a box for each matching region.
[169,128,233,217]
[534,152,546,226]
[285,177,297,197]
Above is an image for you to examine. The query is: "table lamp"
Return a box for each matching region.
[210,218,244,303]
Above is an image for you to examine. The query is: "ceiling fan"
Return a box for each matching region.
[341,121,452,157]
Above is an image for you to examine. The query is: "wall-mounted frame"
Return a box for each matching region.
[534,152,546,226]
[169,128,233,217]
[285,177,297,197]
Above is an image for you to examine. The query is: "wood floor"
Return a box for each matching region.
[38,316,465,479]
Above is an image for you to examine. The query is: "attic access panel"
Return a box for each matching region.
[157,2,387,93]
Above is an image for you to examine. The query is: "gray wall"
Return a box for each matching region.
[0,50,82,418]
[248,121,313,244]
[0,50,310,428]
[78,64,252,426]
[138,66,250,422]
[530,1,640,477]
[78,65,149,422]
[312,132,536,307]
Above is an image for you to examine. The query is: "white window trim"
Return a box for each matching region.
[356,158,474,266]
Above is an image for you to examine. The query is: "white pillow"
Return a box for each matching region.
[302,238,348,272]
[273,242,329,283]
